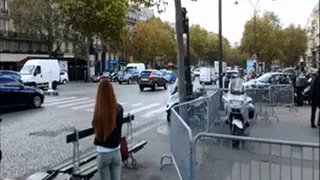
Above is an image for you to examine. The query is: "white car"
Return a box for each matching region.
[60,71,69,84]
[243,72,284,89]
[192,68,200,76]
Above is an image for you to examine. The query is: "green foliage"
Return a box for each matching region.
[59,0,128,42]
[240,12,307,67]
[8,0,68,54]
[130,17,176,64]
[281,24,308,66]
[189,25,231,65]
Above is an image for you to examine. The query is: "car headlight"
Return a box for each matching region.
[230,100,243,106]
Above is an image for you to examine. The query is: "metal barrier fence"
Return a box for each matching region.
[194,133,319,180]
[160,89,319,180]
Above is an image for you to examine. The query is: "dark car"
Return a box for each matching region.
[118,69,140,84]
[0,76,45,109]
[110,71,123,82]
[224,70,239,88]
[137,70,167,91]
[0,70,22,83]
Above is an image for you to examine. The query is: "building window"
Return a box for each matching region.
[31,43,39,52]
[0,39,7,51]
[8,41,18,51]
[20,42,30,52]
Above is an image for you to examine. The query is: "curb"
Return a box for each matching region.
[44,91,59,96]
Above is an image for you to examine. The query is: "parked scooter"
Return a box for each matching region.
[166,78,206,122]
[222,78,255,146]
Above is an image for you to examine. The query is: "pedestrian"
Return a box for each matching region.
[92,79,124,180]
[310,68,320,128]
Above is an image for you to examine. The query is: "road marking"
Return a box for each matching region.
[72,103,95,110]
[57,100,95,108]
[44,97,77,103]
[129,103,160,114]
[142,107,166,118]
[43,98,89,106]
[131,103,143,107]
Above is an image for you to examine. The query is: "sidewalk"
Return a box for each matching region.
[92,119,179,180]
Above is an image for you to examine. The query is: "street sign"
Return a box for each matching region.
[251,53,257,62]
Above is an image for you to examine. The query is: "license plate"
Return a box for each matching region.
[141,78,149,81]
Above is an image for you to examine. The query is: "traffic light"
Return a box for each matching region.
[182,8,188,33]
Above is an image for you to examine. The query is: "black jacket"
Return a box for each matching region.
[311,75,320,106]
[94,104,124,149]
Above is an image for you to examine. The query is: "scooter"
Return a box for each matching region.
[222,78,255,147]
[166,78,206,122]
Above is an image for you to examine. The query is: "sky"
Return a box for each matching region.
[154,0,318,45]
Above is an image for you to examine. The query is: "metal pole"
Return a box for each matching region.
[318,0,320,69]
[253,10,257,74]
[185,14,193,99]
[218,0,223,88]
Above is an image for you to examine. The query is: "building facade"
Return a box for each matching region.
[305,3,320,69]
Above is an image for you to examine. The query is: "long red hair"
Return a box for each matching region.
[92,80,118,141]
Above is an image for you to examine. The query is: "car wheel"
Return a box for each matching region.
[152,83,158,91]
[164,81,167,90]
[128,78,132,84]
[52,82,58,90]
[139,85,144,91]
[63,79,68,84]
[32,95,42,108]
[119,81,122,84]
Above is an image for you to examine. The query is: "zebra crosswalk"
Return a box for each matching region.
[43,96,166,119]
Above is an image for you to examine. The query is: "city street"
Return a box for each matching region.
[0,81,175,179]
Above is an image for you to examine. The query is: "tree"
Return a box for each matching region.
[130,18,176,66]
[281,24,307,66]
[225,47,249,67]
[240,12,283,64]
[8,0,68,56]
[189,25,208,63]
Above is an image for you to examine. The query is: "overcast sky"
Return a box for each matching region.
[154,0,318,45]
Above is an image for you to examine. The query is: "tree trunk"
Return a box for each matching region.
[174,0,186,103]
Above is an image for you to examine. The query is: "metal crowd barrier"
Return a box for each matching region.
[193,133,319,180]
[160,90,319,180]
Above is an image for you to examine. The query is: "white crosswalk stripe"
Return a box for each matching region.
[43,96,166,119]
[142,107,166,118]
[44,97,77,103]
[57,99,95,108]
[71,103,95,110]
[43,98,89,106]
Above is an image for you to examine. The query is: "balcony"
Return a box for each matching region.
[0,8,8,18]
[0,30,47,41]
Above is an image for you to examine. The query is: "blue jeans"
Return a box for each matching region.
[97,149,121,180]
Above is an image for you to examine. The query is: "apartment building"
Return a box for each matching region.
[305,2,319,69]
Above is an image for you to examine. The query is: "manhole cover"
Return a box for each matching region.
[157,125,169,135]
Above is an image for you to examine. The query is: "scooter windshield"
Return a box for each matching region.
[229,78,245,95]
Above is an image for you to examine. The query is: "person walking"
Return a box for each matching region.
[310,68,320,128]
[92,79,124,180]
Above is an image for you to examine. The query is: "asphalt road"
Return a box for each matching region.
[0,81,174,179]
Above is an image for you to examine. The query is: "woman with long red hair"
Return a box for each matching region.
[92,80,124,180]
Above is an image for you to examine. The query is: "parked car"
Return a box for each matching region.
[138,70,167,91]
[192,68,200,77]
[118,69,140,84]
[243,72,287,89]
[163,70,177,84]
[224,70,239,88]
[110,71,122,82]
[60,71,69,84]
[95,71,110,82]
[0,76,45,109]
[0,70,22,83]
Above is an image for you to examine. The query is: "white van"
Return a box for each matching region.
[20,59,60,89]
[125,63,145,72]
[199,67,212,84]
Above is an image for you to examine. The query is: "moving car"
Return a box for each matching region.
[243,72,286,89]
[118,69,140,84]
[20,59,60,90]
[137,70,167,91]
[224,70,239,88]
[110,72,122,82]
[60,71,69,84]
[0,70,22,83]
[96,71,110,82]
[163,70,177,84]
[0,76,45,109]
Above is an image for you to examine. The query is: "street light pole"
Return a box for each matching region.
[218,0,223,88]
[318,0,320,69]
